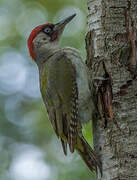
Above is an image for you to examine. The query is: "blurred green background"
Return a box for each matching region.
[0,0,96,179]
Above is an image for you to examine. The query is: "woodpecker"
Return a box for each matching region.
[27,14,101,173]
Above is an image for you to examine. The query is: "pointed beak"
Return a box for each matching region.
[54,13,76,33]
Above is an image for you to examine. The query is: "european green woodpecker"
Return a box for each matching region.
[27,14,101,172]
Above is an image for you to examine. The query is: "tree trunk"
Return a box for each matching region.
[86,0,137,179]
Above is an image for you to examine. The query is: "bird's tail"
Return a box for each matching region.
[76,135,102,175]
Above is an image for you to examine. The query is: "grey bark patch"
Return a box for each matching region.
[87,0,137,179]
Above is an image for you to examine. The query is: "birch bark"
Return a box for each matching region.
[86,0,137,179]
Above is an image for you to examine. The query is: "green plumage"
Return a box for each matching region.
[38,50,101,173]
[28,14,102,174]
[39,52,78,153]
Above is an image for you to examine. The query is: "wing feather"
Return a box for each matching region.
[40,53,79,154]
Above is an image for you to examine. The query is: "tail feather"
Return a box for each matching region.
[61,139,67,155]
[76,136,102,175]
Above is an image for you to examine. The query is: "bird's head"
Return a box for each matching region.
[27,13,76,60]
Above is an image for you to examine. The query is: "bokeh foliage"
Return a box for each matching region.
[0,0,96,179]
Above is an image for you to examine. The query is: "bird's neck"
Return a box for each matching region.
[34,43,81,67]
[33,42,59,65]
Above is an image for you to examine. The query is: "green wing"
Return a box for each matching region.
[40,53,78,154]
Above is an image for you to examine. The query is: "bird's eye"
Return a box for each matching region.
[44,27,51,34]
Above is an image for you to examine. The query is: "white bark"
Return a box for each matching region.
[86,0,137,179]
